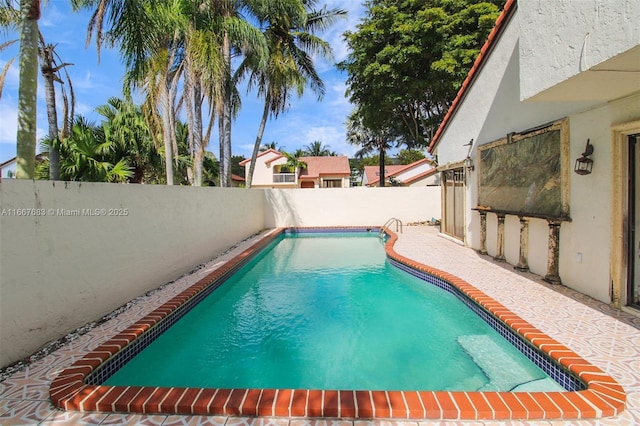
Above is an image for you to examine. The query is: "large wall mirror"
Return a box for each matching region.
[478,119,570,219]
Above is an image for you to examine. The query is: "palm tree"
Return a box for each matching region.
[346,110,396,187]
[214,0,267,188]
[0,3,19,99]
[96,97,162,183]
[303,140,334,156]
[39,39,74,180]
[259,141,283,152]
[15,0,40,178]
[2,1,75,180]
[38,116,133,182]
[73,0,181,184]
[239,1,346,188]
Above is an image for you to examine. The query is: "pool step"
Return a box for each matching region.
[457,334,555,391]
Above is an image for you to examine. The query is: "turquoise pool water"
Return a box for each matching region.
[105,233,564,391]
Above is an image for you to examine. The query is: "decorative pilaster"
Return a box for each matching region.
[543,220,562,284]
[494,213,506,262]
[515,216,529,272]
[479,211,488,255]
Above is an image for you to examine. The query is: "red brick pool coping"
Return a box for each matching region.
[49,227,626,420]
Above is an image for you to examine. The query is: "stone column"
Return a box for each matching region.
[515,216,529,272]
[494,213,506,262]
[479,211,488,255]
[543,220,562,284]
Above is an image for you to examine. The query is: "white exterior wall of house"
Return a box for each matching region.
[1,159,17,178]
[247,153,293,188]
[518,0,640,102]
[399,168,439,188]
[433,2,640,304]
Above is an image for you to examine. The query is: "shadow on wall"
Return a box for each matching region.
[264,189,303,227]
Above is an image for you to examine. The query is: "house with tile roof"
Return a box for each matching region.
[0,157,17,179]
[362,158,439,187]
[240,149,351,188]
[428,0,640,311]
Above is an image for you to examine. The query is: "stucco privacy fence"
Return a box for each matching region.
[0,179,440,368]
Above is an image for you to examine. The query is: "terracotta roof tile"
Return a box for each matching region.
[298,156,351,179]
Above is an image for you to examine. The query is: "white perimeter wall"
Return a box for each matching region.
[0,181,439,367]
[264,187,440,228]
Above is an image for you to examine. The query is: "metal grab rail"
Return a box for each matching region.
[379,217,403,239]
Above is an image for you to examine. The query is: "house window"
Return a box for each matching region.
[442,168,465,240]
[323,179,342,188]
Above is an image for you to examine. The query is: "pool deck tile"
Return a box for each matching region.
[2,226,640,424]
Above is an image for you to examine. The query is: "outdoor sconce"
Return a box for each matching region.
[574,139,594,175]
[464,138,474,172]
[464,156,474,172]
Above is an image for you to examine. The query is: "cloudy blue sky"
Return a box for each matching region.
[0,1,368,164]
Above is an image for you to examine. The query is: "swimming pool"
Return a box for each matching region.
[102,232,562,392]
[50,227,626,420]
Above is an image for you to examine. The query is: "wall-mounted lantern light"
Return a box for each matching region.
[464,156,474,172]
[464,138,474,172]
[574,139,594,175]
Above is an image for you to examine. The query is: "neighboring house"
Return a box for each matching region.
[0,155,46,178]
[0,157,18,178]
[428,0,640,311]
[240,149,351,188]
[230,174,245,188]
[363,158,439,187]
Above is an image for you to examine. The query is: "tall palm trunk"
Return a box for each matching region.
[192,79,205,186]
[159,80,174,185]
[378,138,386,187]
[247,93,271,188]
[40,44,60,180]
[218,29,232,188]
[16,0,40,179]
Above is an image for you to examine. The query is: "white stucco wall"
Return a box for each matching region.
[0,180,264,368]
[518,0,640,101]
[0,181,440,368]
[433,3,640,303]
[264,187,440,228]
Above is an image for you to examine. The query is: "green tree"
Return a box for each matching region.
[73,0,179,184]
[216,0,268,188]
[239,1,345,187]
[340,0,504,148]
[96,97,162,183]
[346,110,396,187]
[397,149,425,165]
[38,116,133,182]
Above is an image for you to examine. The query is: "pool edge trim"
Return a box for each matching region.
[49,226,626,420]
